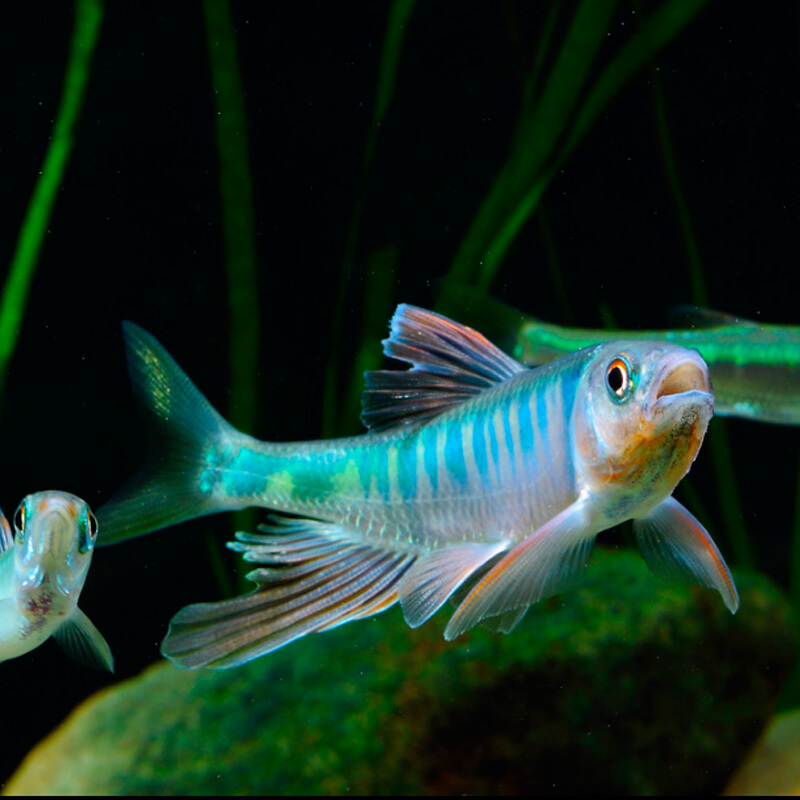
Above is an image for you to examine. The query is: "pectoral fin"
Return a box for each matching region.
[633,496,739,613]
[0,509,12,552]
[444,499,594,640]
[54,607,115,672]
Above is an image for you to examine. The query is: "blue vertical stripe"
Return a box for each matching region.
[376,446,390,499]
[422,424,439,494]
[502,403,516,479]
[444,421,468,487]
[518,391,534,457]
[488,408,499,473]
[472,413,488,482]
[398,438,417,500]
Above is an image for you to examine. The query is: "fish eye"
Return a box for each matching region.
[79,511,99,554]
[606,356,633,403]
[13,503,25,534]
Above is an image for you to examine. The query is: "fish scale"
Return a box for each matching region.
[97,304,738,669]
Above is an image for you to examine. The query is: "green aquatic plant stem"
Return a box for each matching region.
[323,0,418,437]
[202,0,259,437]
[448,0,618,293]
[793,451,800,629]
[203,0,260,593]
[520,1,561,111]
[559,0,710,169]
[651,70,708,308]
[342,247,398,432]
[647,38,752,569]
[445,0,710,294]
[0,0,103,402]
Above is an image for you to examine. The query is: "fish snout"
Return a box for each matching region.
[23,493,84,560]
[645,351,714,424]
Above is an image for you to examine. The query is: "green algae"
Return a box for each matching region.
[6,549,794,796]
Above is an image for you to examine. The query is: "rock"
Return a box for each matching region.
[4,548,795,795]
[723,709,800,795]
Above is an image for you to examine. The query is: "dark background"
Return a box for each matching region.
[0,0,797,786]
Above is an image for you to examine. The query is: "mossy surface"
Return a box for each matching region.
[5,548,795,795]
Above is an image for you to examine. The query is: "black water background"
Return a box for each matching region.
[0,0,797,788]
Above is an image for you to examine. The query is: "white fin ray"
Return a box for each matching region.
[479,606,529,635]
[444,499,594,640]
[397,541,508,628]
[361,304,525,431]
[633,496,739,613]
[162,516,415,668]
[53,607,114,672]
[0,510,12,553]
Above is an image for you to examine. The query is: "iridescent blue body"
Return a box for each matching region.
[202,358,584,553]
[0,492,113,670]
[98,305,738,669]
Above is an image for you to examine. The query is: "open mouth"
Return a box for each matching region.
[647,353,714,428]
[655,360,712,400]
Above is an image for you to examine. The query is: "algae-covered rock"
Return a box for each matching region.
[4,549,795,795]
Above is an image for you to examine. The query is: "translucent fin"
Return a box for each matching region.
[161,517,415,668]
[397,541,508,628]
[0,509,12,552]
[97,322,242,545]
[444,500,593,640]
[361,304,524,432]
[668,305,754,329]
[54,607,114,672]
[479,606,528,635]
[435,279,533,355]
[633,496,739,613]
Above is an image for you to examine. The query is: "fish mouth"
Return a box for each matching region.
[647,353,714,424]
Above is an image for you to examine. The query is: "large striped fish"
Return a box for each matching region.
[98,305,738,669]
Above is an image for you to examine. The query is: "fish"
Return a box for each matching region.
[509,305,800,426]
[97,305,738,669]
[0,491,113,670]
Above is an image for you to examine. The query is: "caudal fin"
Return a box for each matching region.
[96,322,242,545]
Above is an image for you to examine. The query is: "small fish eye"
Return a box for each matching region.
[12,503,25,533]
[78,511,99,554]
[606,357,633,403]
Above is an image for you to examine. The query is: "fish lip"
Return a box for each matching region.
[38,508,75,559]
[645,353,714,423]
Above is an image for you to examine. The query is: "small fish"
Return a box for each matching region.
[98,305,737,669]
[510,306,800,426]
[0,491,113,670]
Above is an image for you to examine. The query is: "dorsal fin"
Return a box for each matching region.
[361,304,525,432]
[668,305,755,329]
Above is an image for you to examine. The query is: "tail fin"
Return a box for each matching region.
[96,322,242,545]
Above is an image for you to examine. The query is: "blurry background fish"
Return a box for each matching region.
[0,0,797,791]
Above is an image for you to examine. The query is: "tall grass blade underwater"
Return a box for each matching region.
[322,0,418,438]
[648,56,752,569]
[0,0,103,403]
[202,0,260,437]
[443,0,710,294]
[202,0,261,593]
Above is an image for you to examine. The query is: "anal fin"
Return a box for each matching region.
[161,516,414,669]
